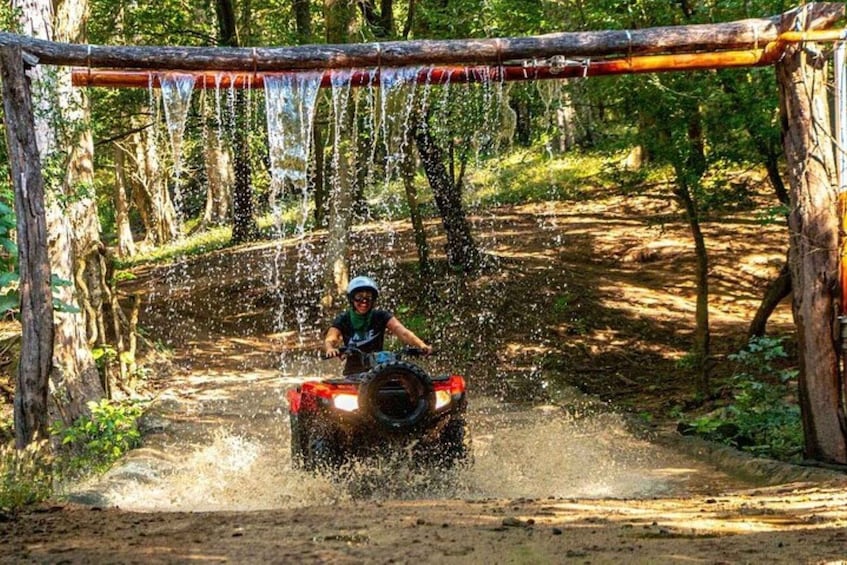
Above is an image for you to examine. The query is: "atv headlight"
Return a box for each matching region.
[435,390,452,410]
[333,393,359,412]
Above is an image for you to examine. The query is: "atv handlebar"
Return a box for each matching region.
[323,345,434,361]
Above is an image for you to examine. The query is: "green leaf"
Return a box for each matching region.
[0,293,19,313]
[52,298,81,314]
[0,271,19,287]
[1,239,17,255]
[50,275,73,287]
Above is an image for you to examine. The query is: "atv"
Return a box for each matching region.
[286,346,469,472]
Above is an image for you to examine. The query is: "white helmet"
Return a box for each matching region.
[347,276,379,300]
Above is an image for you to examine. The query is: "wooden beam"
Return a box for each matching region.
[0,45,54,448]
[1,3,843,72]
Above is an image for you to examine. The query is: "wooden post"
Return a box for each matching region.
[777,16,847,462]
[0,45,55,448]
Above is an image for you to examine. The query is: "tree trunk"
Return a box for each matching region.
[1,45,54,448]
[200,108,232,229]
[216,0,258,244]
[413,118,480,272]
[513,98,532,146]
[292,0,312,43]
[129,113,178,245]
[674,176,711,395]
[6,4,843,70]
[324,0,354,44]
[321,86,355,311]
[358,0,394,39]
[682,107,710,394]
[402,122,431,280]
[112,143,137,258]
[230,91,258,243]
[748,261,791,339]
[320,2,356,310]
[777,37,847,463]
[15,0,105,427]
[312,118,326,227]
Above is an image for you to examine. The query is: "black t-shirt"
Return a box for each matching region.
[332,308,394,374]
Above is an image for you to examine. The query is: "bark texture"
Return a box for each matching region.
[1,45,54,447]
[777,35,847,463]
[112,142,136,257]
[14,0,105,429]
[2,4,843,70]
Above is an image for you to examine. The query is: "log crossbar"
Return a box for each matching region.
[69,29,847,90]
[0,3,843,78]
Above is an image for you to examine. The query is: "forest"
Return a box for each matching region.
[1,0,847,529]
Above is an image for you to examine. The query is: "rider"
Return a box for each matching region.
[324,276,433,375]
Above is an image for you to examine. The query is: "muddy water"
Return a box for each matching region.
[66,356,754,512]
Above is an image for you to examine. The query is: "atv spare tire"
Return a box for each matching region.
[358,362,435,431]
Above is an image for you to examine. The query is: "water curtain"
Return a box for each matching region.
[160,73,195,220]
[379,67,423,190]
[264,72,323,228]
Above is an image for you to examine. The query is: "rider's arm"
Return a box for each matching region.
[324,326,343,357]
[386,317,433,354]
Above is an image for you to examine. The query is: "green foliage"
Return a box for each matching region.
[0,3,21,32]
[0,440,54,512]
[552,292,574,314]
[0,197,19,317]
[50,399,144,475]
[685,336,802,460]
[469,148,607,206]
[756,204,790,226]
[395,306,428,338]
[113,270,137,283]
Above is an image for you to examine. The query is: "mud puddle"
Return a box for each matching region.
[65,356,758,512]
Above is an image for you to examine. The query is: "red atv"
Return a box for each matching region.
[286,346,469,472]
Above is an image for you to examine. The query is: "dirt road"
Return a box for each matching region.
[4,199,847,563]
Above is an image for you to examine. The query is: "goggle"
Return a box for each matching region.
[353,296,373,305]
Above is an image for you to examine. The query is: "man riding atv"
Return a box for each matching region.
[324,276,433,373]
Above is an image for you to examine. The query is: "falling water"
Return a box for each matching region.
[263,73,323,358]
[379,67,421,190]
[264,73,322,224]
[160,72,195,224]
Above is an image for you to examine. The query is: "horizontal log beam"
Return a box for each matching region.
[1,3,844,72]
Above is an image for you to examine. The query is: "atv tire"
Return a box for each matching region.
[358,361,435,431]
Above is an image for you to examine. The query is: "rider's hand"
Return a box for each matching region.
[325,346,341,358]
[421,344,434,356]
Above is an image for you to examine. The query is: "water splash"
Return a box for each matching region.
[67,387,751,511]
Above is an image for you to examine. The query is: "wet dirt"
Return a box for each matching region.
[4,194,847,563]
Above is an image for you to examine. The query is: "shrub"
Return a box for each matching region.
[50,399,143,475]
[683,336,803,461]
[0,439,54,512]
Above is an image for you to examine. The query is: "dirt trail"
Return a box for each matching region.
[4,200,847,563]
[5,343,847,564]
